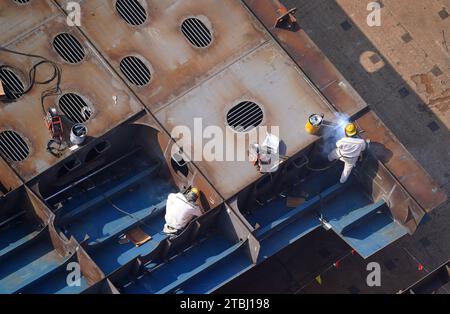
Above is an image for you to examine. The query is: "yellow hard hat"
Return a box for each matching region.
[345,123,357,137]
[190,187,200,198]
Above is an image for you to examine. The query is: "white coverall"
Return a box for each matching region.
[328,137,367,184]
[163,192,202,233]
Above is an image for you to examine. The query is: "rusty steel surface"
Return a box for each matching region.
[50,0,338,200]
[243,0,367,117]
[0,0,447,294]
[243,0,447,213]
[156,40,337,198]
[0,7,145,180]
[354,153,426,234]
[134,113,225,210]
[357,112,447,212]
[0,0,443,220]
[0,0,443,225]
[56,0,270,113]
[0,157,22,193]
[0,0,60,46]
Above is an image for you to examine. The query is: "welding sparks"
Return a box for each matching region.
[318,112,351,158]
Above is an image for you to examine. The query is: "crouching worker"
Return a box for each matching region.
[163,187,202,235]
[328,122,368,184]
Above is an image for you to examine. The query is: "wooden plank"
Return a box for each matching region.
[126,227,152,247]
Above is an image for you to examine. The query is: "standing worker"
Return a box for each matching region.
[163,187,202,235]
[328,123,368,184]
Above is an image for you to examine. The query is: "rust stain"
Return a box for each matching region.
[0,0,59,45]
[411,73,434,95]
[0,157,22,192]
[357,111,447,211]
[155,41,337,199]
[0,13,144,181]
[429,88,450,113]
[244,0,447,215]
[243,0,367,117]
[61,0,270,113]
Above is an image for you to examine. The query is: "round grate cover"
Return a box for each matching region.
[0,130,29,162]
[59,93,92,123]
[120,56,151,86]
[181,18,212,48]
[116,0,147,26]
[0,68,24,100]
[227,101,263,132]
[53,33,85,64]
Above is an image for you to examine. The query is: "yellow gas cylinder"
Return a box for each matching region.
[305,113,324,134]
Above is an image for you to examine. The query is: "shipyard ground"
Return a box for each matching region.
[219,0,450,294]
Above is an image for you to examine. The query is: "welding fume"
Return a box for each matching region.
[305,112,370,183]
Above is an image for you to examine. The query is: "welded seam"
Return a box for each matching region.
[1,12,60,47]
[153,39,270,114]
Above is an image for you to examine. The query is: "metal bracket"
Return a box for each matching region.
[274,7,298,30]
[319,215,332,230]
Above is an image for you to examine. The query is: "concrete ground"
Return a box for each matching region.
[218,0,450,294]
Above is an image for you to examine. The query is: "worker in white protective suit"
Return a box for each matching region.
[328,123,368,184]
[249,133,280,173]
[163,187,202,235]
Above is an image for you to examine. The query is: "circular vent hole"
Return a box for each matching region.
[59,93,92,123]
[53,33,85,64]
[120,56,151,86]
[115,0,147,26]
[0,130,29,162]
[181,18,212,48]
[227,101,263,132]
[0,68,24,100]
[13,0,30,4]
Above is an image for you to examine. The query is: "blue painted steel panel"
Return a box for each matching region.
[0,232,68,294]
[0,229,41,259]
[320,193,408,258]
[0,151,413,293]
[336,213,408,258]
[90,229,167,276]
[20,261,89,294]
[255,183,344,239]
[122,233,237,294]
[258,212,322,259]
[174,245,252,294]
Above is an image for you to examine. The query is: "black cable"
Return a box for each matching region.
[0,46,54,60]
[103,195,153,228]
[0,46,62,115]
[1,46,67,157]
[86,177,156,228]
[46,139,68,157]
[280,152,339,172]
[305,158,339,172]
